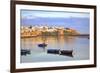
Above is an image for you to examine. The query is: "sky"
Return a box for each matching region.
[21,10,90,34]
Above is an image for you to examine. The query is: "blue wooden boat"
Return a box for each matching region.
[38,43,47,47]
[47,49,60,54]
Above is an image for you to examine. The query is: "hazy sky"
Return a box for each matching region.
[21,10,89,19]
[21,10,90,34]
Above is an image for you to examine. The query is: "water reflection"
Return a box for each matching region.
[21,36,89,63]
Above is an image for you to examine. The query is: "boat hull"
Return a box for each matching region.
[47,49,73,57]
[38,43,47,47]
[21,49,30,56]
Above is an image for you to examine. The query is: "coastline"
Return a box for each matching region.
[21,34,89,38]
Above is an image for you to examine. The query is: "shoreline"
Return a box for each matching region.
[21,34,89,38]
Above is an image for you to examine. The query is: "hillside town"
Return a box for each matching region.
[21,26,79,38]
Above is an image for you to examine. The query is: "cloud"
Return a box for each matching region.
[21,13,38,19]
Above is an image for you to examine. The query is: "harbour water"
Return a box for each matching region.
[21,36,89,63]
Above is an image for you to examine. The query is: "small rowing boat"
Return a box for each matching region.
[21,49,30,56]
[60,50,73,57]
[47,49,73,57]
[38,43,47,47]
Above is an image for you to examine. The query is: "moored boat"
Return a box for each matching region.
[60,50,73,57]
[47,49,73,57]
[21,49,30,56]
[47,49,60,54]
[38,43,47,47]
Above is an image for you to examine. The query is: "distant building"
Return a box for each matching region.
[21,25,79,37]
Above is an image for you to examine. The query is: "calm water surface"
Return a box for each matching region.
[21,36,89,63]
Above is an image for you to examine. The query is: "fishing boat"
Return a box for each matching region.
[60,50,73,57]
[21,49,30,56]
[47,49,60,54]
[47,49,73,57]
[38,43,47,47]
[38,28,47,48]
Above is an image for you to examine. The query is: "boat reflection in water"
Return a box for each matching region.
[21,36,89,63]
[21,48,73,57]
[47,49,73,57]
[37,40,73,57]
